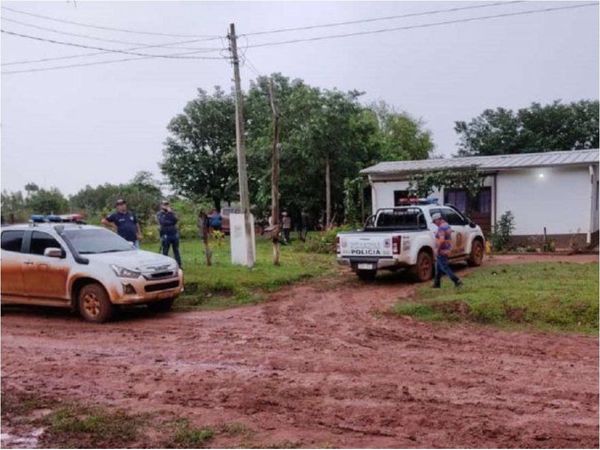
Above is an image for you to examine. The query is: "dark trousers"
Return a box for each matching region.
[434,254,460,286]
[282,228,291,243]
[161,234,182,267]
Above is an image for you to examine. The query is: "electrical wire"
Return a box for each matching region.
[1,15,225,51]
[1,5,222,39]
[244,2,598,49]
[1,46,223,75]
[1,29,228,59]
[241,1,524,37]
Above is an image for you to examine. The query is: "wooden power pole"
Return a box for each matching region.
[268,78,281,265]
[228,23,255,267]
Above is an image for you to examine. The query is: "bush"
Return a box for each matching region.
[299,225,354,254]
[489,210,515,251]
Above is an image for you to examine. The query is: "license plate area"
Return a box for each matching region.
[357,263,375,270]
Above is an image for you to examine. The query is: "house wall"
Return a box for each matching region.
[495,166,592,239]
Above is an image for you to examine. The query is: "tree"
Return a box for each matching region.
[455,100,599,156]
[372,102,434,161]
[161,87,237,210]
[70,171,163,225]
[27,187,69,215]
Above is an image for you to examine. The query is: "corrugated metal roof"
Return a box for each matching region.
[361,149,599,175]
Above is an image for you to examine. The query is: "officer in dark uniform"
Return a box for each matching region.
[102,199,142,247]
[156,200,182,268]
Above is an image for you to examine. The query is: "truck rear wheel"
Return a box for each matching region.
[78,283,114,323]
[467,239,484,267]
[357,270,377,282]
[412,250,434,282]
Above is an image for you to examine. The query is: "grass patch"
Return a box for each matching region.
[41,404,144,448]
[142,236,335,310]
[165,419,214,448]
[394,262,599,333]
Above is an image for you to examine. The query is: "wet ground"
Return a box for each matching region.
[2,254,598,448]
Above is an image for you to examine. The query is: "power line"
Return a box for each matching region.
[2,46,223,75]
[1,15,224,51]
[1,29,228,59]
[245,2,598,49]
[241,1,524,37]
[1,5,222,39]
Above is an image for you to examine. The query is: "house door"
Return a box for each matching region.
[445,187,492,236]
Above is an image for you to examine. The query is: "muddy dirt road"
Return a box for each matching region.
[2,255,598,448]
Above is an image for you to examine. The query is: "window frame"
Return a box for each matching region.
[24,230,66,257]
[1,229,26,253]
[441,207,469,226]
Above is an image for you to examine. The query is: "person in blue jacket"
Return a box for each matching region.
[156,200,182,268]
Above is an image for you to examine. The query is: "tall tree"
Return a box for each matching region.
[455,100,599,156]
[27,187,69,215]
[161,87,237,210]
[372,102,434,161]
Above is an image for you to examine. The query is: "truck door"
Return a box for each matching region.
[22,230,70,301]
[441,207,469,257]
[1,230,27,298]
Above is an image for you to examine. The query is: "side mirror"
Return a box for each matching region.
[44,247,65,258]
[468,220,476,228]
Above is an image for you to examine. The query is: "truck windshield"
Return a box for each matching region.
[366,208,426,231]
[63,229,134,254]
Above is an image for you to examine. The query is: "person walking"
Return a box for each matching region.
[431,212,463,288]
[101,199,142,248]
[281,211,292,244]
[156,200,182,268]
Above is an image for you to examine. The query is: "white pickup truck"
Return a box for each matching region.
[336,203,485,281]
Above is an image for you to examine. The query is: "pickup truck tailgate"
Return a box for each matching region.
[338,233,393,258]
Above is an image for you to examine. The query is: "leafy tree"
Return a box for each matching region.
[1,190,27,223]
[161,87,237,211]
[372,102,434,161]
[455,100,599,156]
[70,171,162,225]
[27,187,69,215]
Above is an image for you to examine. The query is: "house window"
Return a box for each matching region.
[393,190,410,206]
[478,189,491,214]
[445,190,468,214]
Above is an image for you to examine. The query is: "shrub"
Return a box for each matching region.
[299,225,354,254]
[489,210,515,251]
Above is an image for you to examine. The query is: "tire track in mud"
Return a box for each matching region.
[2,254,598,448]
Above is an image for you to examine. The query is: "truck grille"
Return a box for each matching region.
[145,280,179,293]
[145,270,176,280]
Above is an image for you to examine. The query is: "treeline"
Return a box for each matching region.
[1,171,163,226]
[161,73,434,226]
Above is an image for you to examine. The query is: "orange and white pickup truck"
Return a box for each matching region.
[0,223,183,323]
[336,203,485,281]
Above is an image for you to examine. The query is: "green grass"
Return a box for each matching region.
[142,235,335,310]
[394,262,599,333]
[42,404,144,448]
[166,419,214,448]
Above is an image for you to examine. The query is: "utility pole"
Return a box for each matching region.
[228,23,255,267]
[268,78,281,265]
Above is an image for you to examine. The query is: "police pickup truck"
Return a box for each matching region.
[336,202,485,281]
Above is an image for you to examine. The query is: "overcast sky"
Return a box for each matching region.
[1,0,598,195]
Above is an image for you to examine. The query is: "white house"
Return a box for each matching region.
[361,149,599,248]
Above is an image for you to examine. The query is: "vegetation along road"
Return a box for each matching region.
[1,249,598,448]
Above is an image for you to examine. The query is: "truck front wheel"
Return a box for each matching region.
[78,283,114,323]
[412,250,434,282]
[357,270,377,282]
[467,239,484,266]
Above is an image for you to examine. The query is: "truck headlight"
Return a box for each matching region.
[111,264,141,279]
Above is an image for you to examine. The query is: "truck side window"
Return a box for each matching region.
[29,231,63,256]
[443,208,467,226]
[1,230,25,252]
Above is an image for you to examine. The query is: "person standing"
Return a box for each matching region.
[156,200,182,268]
[101,199,142,248]
[431,212,463,288]
[281,211,292,244]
